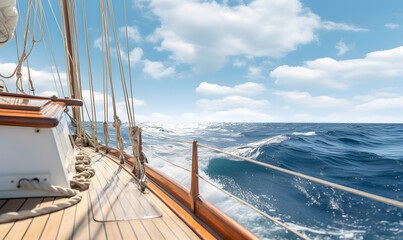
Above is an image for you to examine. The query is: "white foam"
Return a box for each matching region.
[292,131,316,136]
[228,135,289,159]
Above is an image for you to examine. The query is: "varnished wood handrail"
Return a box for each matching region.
[0,92,82,106]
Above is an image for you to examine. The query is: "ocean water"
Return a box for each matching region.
[86,122,403,239]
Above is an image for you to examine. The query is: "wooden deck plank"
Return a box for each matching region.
[39,197,68,240]
[105,159,198,240]
[89,158,124,240]
[72,191,90,240]
[0,199,26,239]
[87,191,107,240]
[4,198,43,240]
[98,158,158,219]
[55,195,78,240]
[98,159,154,240]
[22,197,55,240]
[97,158,156,240]
[92,158,138,239]
[101,158,183,240]
[147,193,197,240]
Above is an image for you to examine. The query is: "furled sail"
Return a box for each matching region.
[0,0,18,48]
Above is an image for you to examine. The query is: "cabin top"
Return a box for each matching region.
[0,92,82,128]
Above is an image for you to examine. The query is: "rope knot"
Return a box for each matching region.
[16,69,22,79]
[112,116,122,128]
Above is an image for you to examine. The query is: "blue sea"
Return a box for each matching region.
[87,122,403,239]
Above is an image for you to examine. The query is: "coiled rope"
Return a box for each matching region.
[0,180,81,224]
[0,150,95,224]
[70,150,95,191]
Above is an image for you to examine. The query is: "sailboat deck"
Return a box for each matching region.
[0,148,203,239]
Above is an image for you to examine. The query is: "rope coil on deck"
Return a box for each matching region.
[70,150,95,191]
[0,179,82,224]
[0,150,95,224]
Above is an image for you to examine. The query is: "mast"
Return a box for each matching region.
[62,0,77,119]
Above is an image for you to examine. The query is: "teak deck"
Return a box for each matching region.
[0,148,204,240]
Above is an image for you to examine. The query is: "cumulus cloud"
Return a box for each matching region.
[271,46,403,89]
[183,108,271,122]
[197,95,269,110]
[129,47,143,63]
[272,89,403,122]
[119,25,141,42]
[0,62,67,93]
[274,91,351,108]
[143,59,175,79]
[78,90,146,121]
[335,40,349,56]
[247,66,264,79]
[385,23,399,29]
[196,82,265,96]
[321,21,369,32]
[146,0,322,69]
[353,96,403,111]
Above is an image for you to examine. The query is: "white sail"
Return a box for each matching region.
[0,0,18,48]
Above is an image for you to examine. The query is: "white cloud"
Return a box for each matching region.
[119,25,141,42]
[37,91,58,97]
[196,95,269,110]
[335,40,349,56]
[233,59,246,67]
[247,66,264,79]
[271,46,403,89]
[143,59,175,79]
[93,36,103,50]
[79,90,146,122]
[196,82,265,96]
[183,108,271,122]
[274,91,351,108]
[146,0,322,69]
[321,21,369,32]
[353,96,403,111]
[272,90,403,122]
[385,23,399,30]
[0,62,67,93]
[129,47,143,63]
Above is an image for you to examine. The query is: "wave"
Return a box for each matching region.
[229,135,289,159]
[292,131,316,136]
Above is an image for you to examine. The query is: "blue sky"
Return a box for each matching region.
[1,0,403,122]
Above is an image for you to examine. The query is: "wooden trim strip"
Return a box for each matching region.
[0,92,82,107]
[0,102,65,128]
[195,199,259,240]
[144,164,192,210]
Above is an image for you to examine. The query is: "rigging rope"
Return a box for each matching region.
[82,0,98,152]
[0,0,44,94]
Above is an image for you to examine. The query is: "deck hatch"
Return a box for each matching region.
[89,159,161,221]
